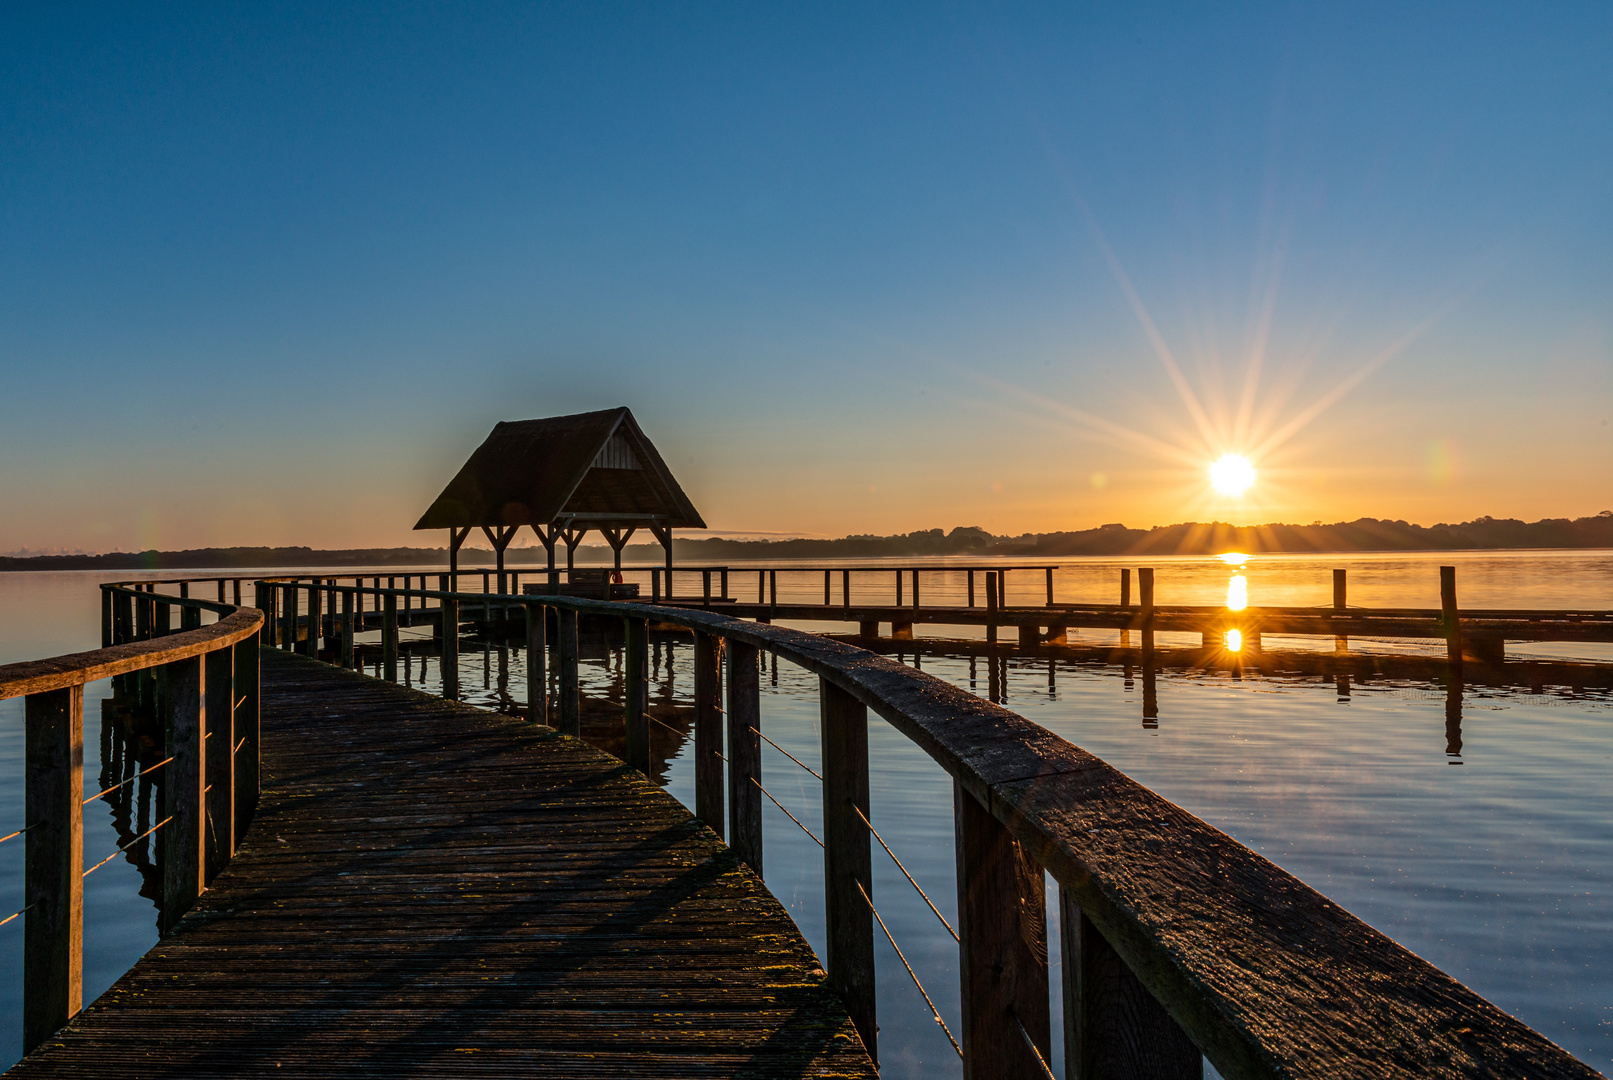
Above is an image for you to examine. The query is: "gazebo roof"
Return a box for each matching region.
[413,408,705,531]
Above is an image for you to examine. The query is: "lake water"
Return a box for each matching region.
[1,550,1611,1076]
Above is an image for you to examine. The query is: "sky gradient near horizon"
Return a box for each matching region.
[2,2,1610,555]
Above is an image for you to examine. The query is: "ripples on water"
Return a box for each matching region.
[1,551,1611,1075]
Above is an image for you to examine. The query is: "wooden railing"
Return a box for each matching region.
[253,576,1597,1079]
[0,587,263,1055]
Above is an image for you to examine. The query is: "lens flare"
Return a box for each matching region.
[1210,454,1257,496]
[1225,628,1243,652]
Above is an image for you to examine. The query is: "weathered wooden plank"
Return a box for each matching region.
[10,652,875,1079]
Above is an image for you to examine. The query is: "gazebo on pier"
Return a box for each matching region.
[414,407,705,589]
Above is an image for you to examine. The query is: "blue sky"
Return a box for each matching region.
[2,2,1609,552]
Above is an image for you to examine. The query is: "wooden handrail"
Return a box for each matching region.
[11,584,264,1055]
[0,607,261,701]
[264,577,1599,1079]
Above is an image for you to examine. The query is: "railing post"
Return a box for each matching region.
[820,677,876,1062]
[181,600,201,632]
[382,592,398,681]
[441,597,460,699]
[693,631,724,835]
[702,569,712,607]
[526,601,547,725]
[768,570,777,611]
[233,631,261,832]
[842,569,851,613]
[824,569,831,606]
[341,589,355,669]
[1060,888,1200,1080]
[968,569,976,608]
[282,584,297,653]
[305,585,322,657]
[23,685,84,1055]
[986,571,999,645]
[558,607,580,736]
[912,568,920,609]
[1333,568,1349,652]
[624,616,649,773]
[114,590,133,645]
[955,780,1049,1078]
[162,655,206,935]
[896,569,904,607]
[1139,568,1155,656]
[101,588,113,647]
[155,597,171,637]
[725,640,761,875]
[204,645,234,882]
[1046,567,1055,606]
[652,568,661,603]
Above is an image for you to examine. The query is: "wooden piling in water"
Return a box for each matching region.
[203,647,234,882]
[525,602,547,726]
[624,617,649,773]
[726,640,762,876]
[161,655,205,936]
[693,632,724,835]
[957,779,1049,1078]
[1061,889,1199,1080]
[821,678,876,1064]
[23,685,83,1055]
[557,608,579,736]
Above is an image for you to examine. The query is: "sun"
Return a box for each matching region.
[1209,453,1257,497]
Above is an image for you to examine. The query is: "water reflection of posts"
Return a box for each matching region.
[1445,678,1464,760]
[1142,660,1158,728]
[1333,569,1349,654]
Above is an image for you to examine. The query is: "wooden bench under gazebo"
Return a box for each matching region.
[415,407,705,596]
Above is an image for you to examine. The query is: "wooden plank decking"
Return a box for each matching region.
[10,650,875,1078]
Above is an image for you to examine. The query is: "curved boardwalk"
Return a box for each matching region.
[11,651,875,1078]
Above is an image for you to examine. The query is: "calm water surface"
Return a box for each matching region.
[1,551,1611,1076]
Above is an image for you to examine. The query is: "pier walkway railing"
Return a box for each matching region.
[0,586,262,1054]
[204,575,1596,1079]
[182,562,1613,666]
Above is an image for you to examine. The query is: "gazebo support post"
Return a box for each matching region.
[447,527,471,589]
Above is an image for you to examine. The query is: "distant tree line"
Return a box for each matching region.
[4,514,1610,571]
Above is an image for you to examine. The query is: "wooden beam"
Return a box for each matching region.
[526,602,547,727]
[24,684,83,1054]
[821,678,876,1063]
[694,632,724,836]
[1061,888,1200,1080]
[624,616,649,773]
[203,646,234,883]
[162,655,205,936]
[726,640,761,876]
[558,608,580,736]
[956,779,1049,1078]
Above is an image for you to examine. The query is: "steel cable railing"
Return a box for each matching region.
[82,815,172,879]
[752,777,823,848]
[857,880,962,1058]
[82,756,173,807]
[851,803,958,943]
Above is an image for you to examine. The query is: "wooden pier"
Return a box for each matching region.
[9,650,875,1078]
[6,575,1606,1079]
